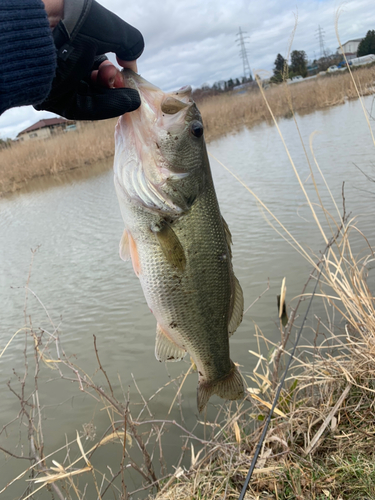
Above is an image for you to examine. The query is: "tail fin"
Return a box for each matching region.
[197,362,245,413]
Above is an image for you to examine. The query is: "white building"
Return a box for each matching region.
[17,117,76,142]
[337,38,363,60]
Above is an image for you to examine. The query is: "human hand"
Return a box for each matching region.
[36,0,144,120]
[91,59,138,89]
[42,0,64,28]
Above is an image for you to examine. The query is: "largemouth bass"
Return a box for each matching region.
[114,70,245,412]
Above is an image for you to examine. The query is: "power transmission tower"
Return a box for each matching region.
[236,27,253,81]
[315,25,326,58]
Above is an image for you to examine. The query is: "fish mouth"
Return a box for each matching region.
[114,71,195,215]
[121,70,193,117]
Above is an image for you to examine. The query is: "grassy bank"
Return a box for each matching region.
[0,119,117,195]
[200,63,375,142]
[1,64,375,196]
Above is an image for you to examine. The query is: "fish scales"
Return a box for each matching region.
[140,186,232,376]
[114,70,245,411]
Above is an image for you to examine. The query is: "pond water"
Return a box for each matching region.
[1,95,375,497]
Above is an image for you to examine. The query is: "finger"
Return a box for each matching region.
[91,61,113,85]
[117,57,138,73]
[91,70,99,83]
[96,62,125,88]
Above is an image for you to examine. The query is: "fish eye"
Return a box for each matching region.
[190,121,204,138]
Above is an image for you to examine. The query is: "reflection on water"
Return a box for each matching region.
[1,96,375,495]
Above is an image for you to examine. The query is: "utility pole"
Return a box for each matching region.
[236,27,253,81]
[315,25,326,58]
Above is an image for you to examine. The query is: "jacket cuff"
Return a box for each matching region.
[0,0,56,115]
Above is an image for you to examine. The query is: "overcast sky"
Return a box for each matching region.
[1,0,374,139]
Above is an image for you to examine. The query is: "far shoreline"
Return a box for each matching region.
[1,65,374,197]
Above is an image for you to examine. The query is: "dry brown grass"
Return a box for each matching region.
[200,64,375,142]
[1,65,375,196]
[0,119,116,195]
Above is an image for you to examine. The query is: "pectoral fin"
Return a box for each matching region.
[119,230,131,261]
[155,324,186,362]
[128,232,141,276]
[151,221,186,272]
[228,276,244,336]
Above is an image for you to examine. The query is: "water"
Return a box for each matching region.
[1,96,375,497]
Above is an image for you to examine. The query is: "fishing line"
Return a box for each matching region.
[238,265,323,500]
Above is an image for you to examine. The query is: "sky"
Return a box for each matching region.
[1,0,374,139]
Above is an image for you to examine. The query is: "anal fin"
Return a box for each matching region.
[155,324,186,362]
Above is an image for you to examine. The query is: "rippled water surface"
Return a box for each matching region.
[1,96,375,496]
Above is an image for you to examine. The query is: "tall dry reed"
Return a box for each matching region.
[1,65,375,196]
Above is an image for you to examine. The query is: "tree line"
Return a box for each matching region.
[357,30,375,57]
[270,30,375,84]
[271,50,308,83]
[192,75,255,100]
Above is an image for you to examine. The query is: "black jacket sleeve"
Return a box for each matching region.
[0,0,56,115]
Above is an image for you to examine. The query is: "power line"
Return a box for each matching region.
[235,27,253,81]
[315,25,326,59]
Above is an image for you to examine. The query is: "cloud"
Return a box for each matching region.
[1,0,374,138]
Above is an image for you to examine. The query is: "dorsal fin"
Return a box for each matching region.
[228,276,244,336]
[222,216,232,259]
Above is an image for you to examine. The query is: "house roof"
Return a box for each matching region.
[337,38,363,50]
[18,118,74,136]
[343,38,363,44]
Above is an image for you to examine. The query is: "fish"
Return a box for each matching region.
[113,70,245,412]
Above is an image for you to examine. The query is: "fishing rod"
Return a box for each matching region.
[238,266,323,500]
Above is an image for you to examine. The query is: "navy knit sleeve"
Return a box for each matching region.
[0,0,56,115]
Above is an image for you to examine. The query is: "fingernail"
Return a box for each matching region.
[109,77,115,88]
